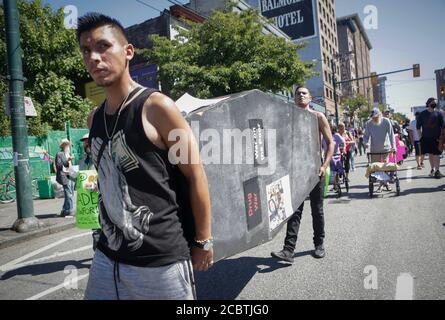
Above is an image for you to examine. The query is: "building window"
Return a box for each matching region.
[326,88,329,98]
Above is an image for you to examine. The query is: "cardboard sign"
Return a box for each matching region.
[75,170,100,229]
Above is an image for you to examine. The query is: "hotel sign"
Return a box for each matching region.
[260,0,316,40]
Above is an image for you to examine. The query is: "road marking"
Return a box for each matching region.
[0,232,91,272]
[26,273,89,300]
[395,273,414,300]
[405,166,413,183]
[0,245,92,272]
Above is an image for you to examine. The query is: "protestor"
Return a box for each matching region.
[77,13,212,300]
[271,86,334,263]
[55,139,75,217]
[407,112,424,169]
[417,98,444,178]
[363,108,396,192]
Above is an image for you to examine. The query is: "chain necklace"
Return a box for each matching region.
[103,91,131,157]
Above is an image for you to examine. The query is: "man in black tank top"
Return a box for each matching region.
[77,13,213,300]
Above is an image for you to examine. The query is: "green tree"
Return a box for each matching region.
[0,0,93,137]
[343,95,369,123]
[392,112,409,125]
[141,6,315,99]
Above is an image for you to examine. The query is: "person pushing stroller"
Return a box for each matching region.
[363,108,396,192]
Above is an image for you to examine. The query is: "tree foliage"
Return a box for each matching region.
[392,112,409,125]
[0,0,93,137]
[343,94,369,121]
[141,7,315,100]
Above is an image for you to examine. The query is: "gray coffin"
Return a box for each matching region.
[185,89,321,262]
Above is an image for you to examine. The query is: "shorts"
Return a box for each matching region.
[330,155,343,173]
[414,141,421,156]
[420,137,441,155]
[84,249,195,300]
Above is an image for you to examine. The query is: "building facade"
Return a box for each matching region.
[435,68,445,109]
[238,0,340,116]
[372,76,387,106]
[336,14,373,104]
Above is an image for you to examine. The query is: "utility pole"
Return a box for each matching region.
[331,59,339,127]
[332,65,421,126]
[4,0,41,232]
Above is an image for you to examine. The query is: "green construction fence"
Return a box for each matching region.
[0,127,89,187]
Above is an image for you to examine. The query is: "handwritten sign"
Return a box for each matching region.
[75,170,100,229]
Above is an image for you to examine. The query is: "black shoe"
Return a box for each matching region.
[435,170,443,179]
[314,245,325,259]
[62,210,75,218]
[271,249,294,263]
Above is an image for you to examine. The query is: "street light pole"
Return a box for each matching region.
[331,59,339,127]
[4,0,41,232]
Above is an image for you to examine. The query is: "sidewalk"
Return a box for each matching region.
[0,197,76,249]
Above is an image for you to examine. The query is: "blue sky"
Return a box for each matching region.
[39,0,444,117]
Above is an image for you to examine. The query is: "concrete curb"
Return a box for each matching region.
[0,220,75,250]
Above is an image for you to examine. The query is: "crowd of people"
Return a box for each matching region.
[47,12,445,300]
[324,98,444,189]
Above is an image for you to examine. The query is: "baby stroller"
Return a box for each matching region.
[366,152,400,198]
[330,150,349,198]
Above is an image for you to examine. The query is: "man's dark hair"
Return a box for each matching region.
[425,97,436,107]
[294,85,310,95]
[77,13,127,42]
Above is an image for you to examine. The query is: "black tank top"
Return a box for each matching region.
[89,87,194,267]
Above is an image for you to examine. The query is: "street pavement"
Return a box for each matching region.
[0,197,75,249]
[0,154,443,300]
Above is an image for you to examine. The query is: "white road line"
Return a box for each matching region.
[0,232,91,272]
[26,273,90,300]
[0,245,93,272]
[405,167,413,183]
[395,273,414,300]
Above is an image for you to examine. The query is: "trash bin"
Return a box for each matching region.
[38,178,55,199]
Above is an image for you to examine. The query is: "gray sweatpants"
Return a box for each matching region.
[84,249,195,300]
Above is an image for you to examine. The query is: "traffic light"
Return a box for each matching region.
[413,64,420,77]
[371,72,378,87]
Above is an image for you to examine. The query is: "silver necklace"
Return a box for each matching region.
[103,91,131,157]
